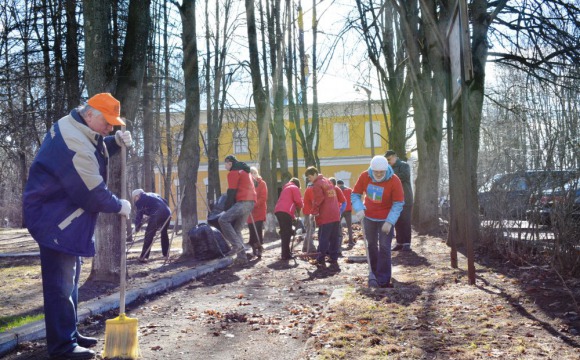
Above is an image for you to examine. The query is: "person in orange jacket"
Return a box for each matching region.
[337,179,354,247]
[305,166,341,268]
[247,166,267,258]
[351,156,404,288]
[302,181,316,253]
[274,178,303,260]
[329,177,346,256]
[219,155,256,265]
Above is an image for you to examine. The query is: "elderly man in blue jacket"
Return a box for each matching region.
[23,93,132,360]
[132,189,172,262]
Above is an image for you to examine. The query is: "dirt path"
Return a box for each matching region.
[2,227,580,359]
[2,230,371,360]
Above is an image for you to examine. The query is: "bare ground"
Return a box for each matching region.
[1,226,579,359]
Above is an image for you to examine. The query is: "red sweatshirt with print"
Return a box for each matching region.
[311,174,340,226]
[352,171,404,219]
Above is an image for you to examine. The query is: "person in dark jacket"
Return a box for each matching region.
[22,93,132,360]
[219,155,256,265]
[385,150,414,251]
[132,189,172,262]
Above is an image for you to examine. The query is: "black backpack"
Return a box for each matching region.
[188,223,230,261]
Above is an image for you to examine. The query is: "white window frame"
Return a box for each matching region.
[364,121,381,148]
[233,128,249,154]
[334,171,352,187]
[333,123,350,149]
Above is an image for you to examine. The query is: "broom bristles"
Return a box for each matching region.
[102,313,140,359]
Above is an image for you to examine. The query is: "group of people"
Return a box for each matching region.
[22,91,414,359]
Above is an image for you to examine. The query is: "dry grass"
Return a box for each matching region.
[308,235,580,359]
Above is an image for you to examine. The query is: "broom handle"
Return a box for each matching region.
[120,126,127,315]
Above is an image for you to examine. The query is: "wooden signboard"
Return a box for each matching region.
[447,0,473,107]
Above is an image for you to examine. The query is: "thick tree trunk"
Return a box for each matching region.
[448,0,487,247]
[177,0,201,257]
[142,66,155,192]
[410,1,447,234]
[87,0,151,282]
[246,0,272,208]
[65,0,80,109]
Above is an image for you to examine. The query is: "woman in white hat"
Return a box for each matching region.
[351,156,405,288]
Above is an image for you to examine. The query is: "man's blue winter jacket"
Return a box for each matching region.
[134,193,171,231]
[23,110,123,256]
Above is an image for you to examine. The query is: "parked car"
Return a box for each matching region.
[478,170,577,220]
[527,176,580,226]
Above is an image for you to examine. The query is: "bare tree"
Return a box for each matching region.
[173,0,201,256]
[203,0,240,210]
[246,0,273,208]
[85,0,152,282]
[354,0,411,158]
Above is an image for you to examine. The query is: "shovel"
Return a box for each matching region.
[360,219,379,287]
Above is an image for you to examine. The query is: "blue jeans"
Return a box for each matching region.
[39,245,81,356]
[316,221,340,262]
[219,201,255,251]
[363,218,393,286]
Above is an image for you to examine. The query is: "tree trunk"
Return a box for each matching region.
[246,0,272,208]
[65,0,80,109]
[271,0,291,183]
[142,64,155,192]
[177,0,201,257]
[162,1,173,203]
[409,0,447,234]
[87,0,151,282]
[448,0,488,246]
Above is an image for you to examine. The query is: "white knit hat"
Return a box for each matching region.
[132,189,144,200]
[370,156,389,171]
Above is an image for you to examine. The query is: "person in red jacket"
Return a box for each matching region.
[337,179,355,247]
[305,166,341,268]
[329,177,346,256]
[301,182,316,253]
[351,156,404,288]
[247,166,267,258]
[274,178,303,260]
[219,155,256,265]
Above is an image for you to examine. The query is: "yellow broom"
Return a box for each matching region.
[102,127,140,359]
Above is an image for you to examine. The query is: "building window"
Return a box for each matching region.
[302,125,318,147]
[233,128,248,154]
[364,121,381,148]
[334,171,351,187]
[333,123,349,149]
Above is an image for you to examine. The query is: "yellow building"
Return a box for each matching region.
[154,100,388,223]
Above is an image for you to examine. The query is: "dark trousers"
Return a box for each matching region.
[275,212,293,259]
[316,221,340,262]
[394,204,413,245]
[140,214,170,259]
[248,220,264,248]
[363,218,393,286]
[39,245,81,357]
[341,210,353,243]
